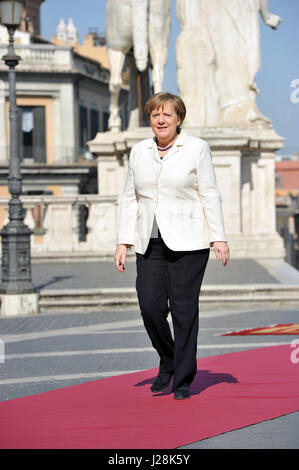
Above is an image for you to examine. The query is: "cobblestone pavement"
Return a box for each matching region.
[0,305,298,449]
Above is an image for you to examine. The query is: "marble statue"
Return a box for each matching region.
[105,0,172,131]
[176,0,219,128]
[176,0,282,128]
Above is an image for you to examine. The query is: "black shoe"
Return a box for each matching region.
[151,373,172,393]
[173,384,190,400]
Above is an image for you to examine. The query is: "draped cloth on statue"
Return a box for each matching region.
[207,0,261,109]
[176,0,268,128]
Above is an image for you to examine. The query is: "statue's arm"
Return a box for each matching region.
[259,0,282,29]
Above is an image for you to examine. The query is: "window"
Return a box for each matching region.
[90,106,99,140]
[102,110,109,132]
[18,106,46,163]
[79,104,88,150]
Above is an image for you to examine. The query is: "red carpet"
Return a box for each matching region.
[223,324,299,336]
[0,344,299,449]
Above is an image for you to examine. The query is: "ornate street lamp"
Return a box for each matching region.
[0,0,36,297]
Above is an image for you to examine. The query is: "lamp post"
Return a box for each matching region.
[0,1,36,306]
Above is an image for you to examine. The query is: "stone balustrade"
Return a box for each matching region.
[0,44,110,83]
[0,44,74,73]
[0,195,119,259]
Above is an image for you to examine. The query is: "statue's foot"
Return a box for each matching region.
[246,108,272,129]
[222,102,273,129]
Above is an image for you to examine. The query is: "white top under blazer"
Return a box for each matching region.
[117,130,227,254]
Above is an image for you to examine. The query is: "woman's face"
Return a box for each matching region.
[149,101,181,144]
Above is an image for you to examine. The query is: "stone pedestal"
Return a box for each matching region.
[0,292,39,317]
[88,126,285,259]
[191,126,286,259]
[88,128,151,196]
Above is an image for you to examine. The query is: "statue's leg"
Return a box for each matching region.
[151,63,163,94]
[149,0,172,93]
[108,48,126,132]
[176,27,220,127]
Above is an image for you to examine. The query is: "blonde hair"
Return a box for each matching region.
[145,92,186,131]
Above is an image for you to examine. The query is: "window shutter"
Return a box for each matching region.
[32,106,46,163]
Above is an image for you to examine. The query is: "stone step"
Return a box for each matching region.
[38,285,299,313]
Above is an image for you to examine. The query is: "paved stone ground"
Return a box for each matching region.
[31,258,280,291]
[0,304,298,449]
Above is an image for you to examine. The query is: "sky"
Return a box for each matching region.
[41,0,299,155]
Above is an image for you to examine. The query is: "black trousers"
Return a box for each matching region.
[136,229,210,392]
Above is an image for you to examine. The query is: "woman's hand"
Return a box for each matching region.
[211,241,230,267]
[114,244,133,272]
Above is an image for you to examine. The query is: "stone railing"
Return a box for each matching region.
[0,195,120,259]
[0,44,74,72]
[0,44,110,81]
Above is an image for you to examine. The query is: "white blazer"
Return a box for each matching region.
[117,130,227,254]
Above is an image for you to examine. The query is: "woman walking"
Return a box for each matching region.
[114,92,229,399]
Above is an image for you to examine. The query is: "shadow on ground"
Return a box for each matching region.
[134,369,239,397]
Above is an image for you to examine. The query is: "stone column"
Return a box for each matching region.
[212,149,242,237]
